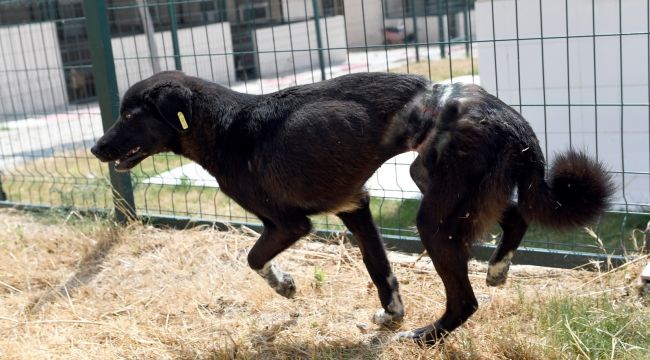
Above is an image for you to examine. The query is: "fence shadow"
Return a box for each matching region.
[26,226,121,314]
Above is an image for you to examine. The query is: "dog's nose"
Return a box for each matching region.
[90,143,101,157]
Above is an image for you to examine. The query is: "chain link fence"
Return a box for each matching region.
[0,0,648,267]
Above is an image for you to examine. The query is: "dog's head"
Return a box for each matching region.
[91,71,192,172]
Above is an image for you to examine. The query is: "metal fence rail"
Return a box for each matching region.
[0,0,648,268]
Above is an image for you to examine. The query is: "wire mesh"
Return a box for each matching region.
[0,2,112,211]
[0,0,648,260]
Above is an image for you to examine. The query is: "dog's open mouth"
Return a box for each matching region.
[114,146,147,172]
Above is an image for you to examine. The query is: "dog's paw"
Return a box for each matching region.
[372,309,404,329]
[394,325,446,346]
[486,257,512,287]
[486,272,508,287]
[274,273,296,298]
[257,262,297,298]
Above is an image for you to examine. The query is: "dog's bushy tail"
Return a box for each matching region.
[518,150,614,230]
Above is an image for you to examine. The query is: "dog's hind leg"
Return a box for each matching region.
[486,205,528,286]
[337,194,404,328]
[247,216,312,298]
[396,192,479,345]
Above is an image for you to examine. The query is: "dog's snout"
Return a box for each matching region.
[90,140,111,160]
[90,143,100,157]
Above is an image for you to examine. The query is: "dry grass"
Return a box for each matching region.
[390,57,479,82]
[2,150,249,220]
[1,208,649,359]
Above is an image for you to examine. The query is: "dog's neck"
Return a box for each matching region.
[176,83,256,171]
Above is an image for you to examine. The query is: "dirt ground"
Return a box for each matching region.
[0,209,648,359]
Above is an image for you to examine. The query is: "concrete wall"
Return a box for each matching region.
[383,16,444,44]
[111,22,236,95]
[344,0,475,48]
[343,0,385,46]
[384,11,475,44]
[0,22,67,118]
[282,0,315,21]
[254,15,347,78]
[476,0,649,209]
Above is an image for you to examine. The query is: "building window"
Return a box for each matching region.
[239,2,270,22]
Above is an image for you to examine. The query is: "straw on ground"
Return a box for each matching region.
[0,209,648,359]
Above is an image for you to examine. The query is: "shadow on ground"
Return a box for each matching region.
[25,226,121,313]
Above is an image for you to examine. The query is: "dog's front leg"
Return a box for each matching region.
[247,216,312,298]
[337,195,404,329]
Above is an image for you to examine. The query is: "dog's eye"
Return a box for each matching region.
[124,112,133,120]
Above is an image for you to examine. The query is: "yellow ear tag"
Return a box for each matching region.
[177,111,188,130]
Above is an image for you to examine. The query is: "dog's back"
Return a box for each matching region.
[203,73,431,215]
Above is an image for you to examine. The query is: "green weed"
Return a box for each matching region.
[539,295,650,359]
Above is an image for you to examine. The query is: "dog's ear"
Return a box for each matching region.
[143,81,192,132]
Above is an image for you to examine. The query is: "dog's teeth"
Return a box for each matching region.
[126,147,141,156]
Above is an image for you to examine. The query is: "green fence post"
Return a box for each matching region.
[83,0,136,223]
[437,0,446,59]
[311,0,326,81]
[168,0,182,71]
[463,1,470,57]
[410,0,419,62]
[0,177,6,201]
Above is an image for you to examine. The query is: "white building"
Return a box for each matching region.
[476,0,649,209]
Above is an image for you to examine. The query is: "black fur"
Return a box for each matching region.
[91,71,613,345]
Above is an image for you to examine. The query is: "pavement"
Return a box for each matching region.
[0,107,104,171]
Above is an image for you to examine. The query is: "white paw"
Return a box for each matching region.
[372,308,403,328]
[256,262,296,298]
[393,330,416,341]
[372,309,393,325]
[486,252,513,287]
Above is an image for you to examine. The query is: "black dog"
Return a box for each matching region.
[91,71,612,344]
